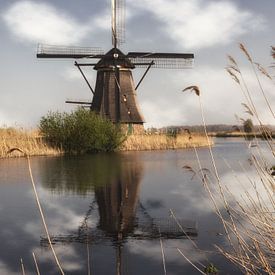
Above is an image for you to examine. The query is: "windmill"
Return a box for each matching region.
[37,0,194,134]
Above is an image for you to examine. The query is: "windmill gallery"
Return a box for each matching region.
[36,0,194,134]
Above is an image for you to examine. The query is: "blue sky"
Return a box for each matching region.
[1,0,274,128]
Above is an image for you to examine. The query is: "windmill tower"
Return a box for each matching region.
[37,0,194,134]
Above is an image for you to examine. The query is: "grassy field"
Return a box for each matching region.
[0,127,212,157]
[121,133,212,151]
[0,128,62,158]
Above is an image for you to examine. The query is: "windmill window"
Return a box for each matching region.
[123,95,127,102]
[128,110,131,115]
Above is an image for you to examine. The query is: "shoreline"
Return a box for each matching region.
[0,128,212,158]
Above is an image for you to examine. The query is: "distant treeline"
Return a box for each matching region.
[147,124,275,134]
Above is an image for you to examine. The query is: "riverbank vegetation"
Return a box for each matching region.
[0,126,211,158]
[121,132,211,150]
[0,127,61,158]
[178,44,274,274]
[39,109,124,154]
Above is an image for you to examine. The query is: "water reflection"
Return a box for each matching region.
[40,153,197,274]
[1,140,260,274]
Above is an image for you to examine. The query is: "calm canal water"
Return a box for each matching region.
[0,138,272,274]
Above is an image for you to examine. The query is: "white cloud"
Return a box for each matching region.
[2,1,108,45]
[0,261,18,275]
[139,65,275,127]
[129,0,265,49]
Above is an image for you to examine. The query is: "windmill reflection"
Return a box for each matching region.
[95,158,141,238]
[41,153,197,274]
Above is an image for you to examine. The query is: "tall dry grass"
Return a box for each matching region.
[180,44,274,274]
[121,133,212,151]
[0,127,62,158]
[0,128,211,158]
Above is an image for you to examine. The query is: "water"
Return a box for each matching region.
[0,138,272,274]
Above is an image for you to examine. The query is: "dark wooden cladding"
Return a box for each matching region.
[91,68,144,123]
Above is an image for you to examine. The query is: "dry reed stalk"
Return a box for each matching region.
[26,153,65,275]
[226,56,274,154]
[216,157,274,272]
[182,83,275,273]
[7,148,65,275]
[32,252,41,275]
[87,241,91,275]
[121,133,211,151]
[177,248,207,275]
[158,228,167,275]
[184,87,244,256]
[239,43,275,119]
[20,258,26,275]
[169,209,204,256]
[0,128,62,158]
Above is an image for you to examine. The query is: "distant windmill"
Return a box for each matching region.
[37,0,194,134]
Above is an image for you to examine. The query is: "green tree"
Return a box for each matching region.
[39,108,124,153]
[243,118,254,133]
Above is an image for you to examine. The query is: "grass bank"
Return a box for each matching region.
[0,128,62,158]
[0,128,212,157]
[210,131,275,139]
[121,133,212,151]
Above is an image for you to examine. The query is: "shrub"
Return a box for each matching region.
[243,118,254,133]
[39,108,124,153]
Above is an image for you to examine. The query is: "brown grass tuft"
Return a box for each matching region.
[182,86,200,96]
[0,127,62,158]
[121,133,212,151]
[239,43,252,62]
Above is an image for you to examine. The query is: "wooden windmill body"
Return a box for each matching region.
[37,0,194,134]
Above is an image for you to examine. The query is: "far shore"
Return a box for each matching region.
[0,128,213,158]
[208,131,275,139]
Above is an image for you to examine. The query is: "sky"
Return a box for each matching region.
[0,0,274,128]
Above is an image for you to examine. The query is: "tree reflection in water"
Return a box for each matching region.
[40,153,197,274]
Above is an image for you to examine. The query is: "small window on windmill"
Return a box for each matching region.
[123,95,127,102]
[127,109,131,115]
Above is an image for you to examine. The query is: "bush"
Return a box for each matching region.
[39,109,124,153]
[243,118,254,133]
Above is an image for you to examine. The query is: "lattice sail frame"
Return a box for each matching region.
[130,57,194,69]
[37,44,104,58]
[112,0,126,48]
[127,52,194,68]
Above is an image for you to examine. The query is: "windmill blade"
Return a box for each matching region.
[127,52,194,69]
[111,0,125,48]
[37,44,104,59]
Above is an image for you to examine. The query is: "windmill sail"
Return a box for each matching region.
[127,52,194,68]
[37,44,104,59]
[112,0,125,48]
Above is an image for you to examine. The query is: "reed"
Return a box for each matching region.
[0,127,211,158]
[0,127,62,158]
[121,133,212,151]
[180,44,275,274]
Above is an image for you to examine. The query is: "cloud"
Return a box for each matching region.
[2,1,108,45]
[129,0,265,49]
[139,65,275,127]
[0,261,18,275]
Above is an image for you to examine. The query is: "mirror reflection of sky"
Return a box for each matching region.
[0,138,272,274]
